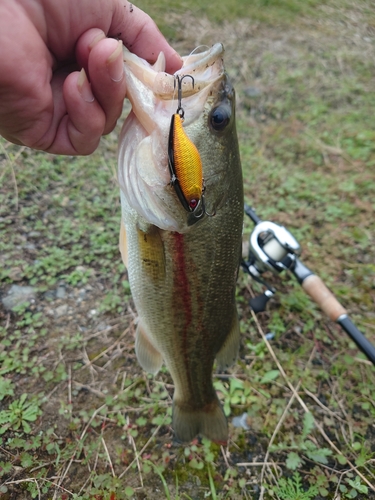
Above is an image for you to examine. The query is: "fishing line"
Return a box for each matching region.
[181,45,211,68]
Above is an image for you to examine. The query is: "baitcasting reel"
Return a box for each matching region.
[242,204,375,366]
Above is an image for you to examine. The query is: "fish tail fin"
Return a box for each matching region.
[215,311,240,370]
[173,398,228,444]
[135,321,163,375]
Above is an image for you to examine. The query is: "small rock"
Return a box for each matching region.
[56,286,66,299]
[232,412,251,430]
[2,285,36,311]
[54,304,68,317]
[244,86,262,98]
[75,287,89,301]
[8,267,23,282]
[24,243,36,251]
[44,290,56,300]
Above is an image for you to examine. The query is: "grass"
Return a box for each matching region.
[135,0,342,39]
[1,0,375,498]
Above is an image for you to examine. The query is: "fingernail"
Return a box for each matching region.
[107,40,124,82]
[77,68,95,103]
[89,31,106,50]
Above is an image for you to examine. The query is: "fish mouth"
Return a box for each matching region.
[122,43,225,101]
[119,44,227,232]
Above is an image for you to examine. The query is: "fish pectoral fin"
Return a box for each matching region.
[135,321,163,375]
[173,397,228,445]
[119,220,128,268]
[215,311,240,370]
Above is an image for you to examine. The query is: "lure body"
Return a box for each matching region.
[168,113,203,213]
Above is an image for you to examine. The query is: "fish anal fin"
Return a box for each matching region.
[215,311,240,371]
[135,321,163,375]
[173,398,228,445]
[136,224,165,282]
[119,220,128,268]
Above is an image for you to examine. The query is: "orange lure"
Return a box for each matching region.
[168,75,204,216]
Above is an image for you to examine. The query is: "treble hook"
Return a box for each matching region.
[192,184,216,219]
[174,74,195,119]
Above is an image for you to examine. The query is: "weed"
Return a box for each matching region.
[214,378,255,417]
[0,377,14,401]
[0,394,41,434]
[207,464,218,500]
[144,459,174,499]
[341,475,369,498]
[271,412,332,469]
[275,472,319,500]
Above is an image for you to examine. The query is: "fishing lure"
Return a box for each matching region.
[168,75,211,218]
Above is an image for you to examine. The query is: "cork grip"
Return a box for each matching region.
[302,275,346,321]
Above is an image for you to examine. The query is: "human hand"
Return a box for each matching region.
[0,0,182,155]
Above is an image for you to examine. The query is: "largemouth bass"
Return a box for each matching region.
[118,43,243,444]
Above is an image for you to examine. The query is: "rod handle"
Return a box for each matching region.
[302,275,346,321]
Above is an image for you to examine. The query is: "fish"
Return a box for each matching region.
[118,43,244,444]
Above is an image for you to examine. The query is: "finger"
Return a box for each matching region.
[75,28,106,73]
[89,38,126,134]
[109,1,182,73]
[76,32,126,135]
[45,69,106,155]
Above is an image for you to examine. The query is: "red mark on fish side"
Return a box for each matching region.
[172,232,193,392]
[173,232,192,327]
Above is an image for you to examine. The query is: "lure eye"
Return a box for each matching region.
[189,199,198,209]
[210,104,231,131]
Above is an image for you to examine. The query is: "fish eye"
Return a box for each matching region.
[210,104,231,131]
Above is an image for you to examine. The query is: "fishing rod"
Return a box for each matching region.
[241,204,375,366]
